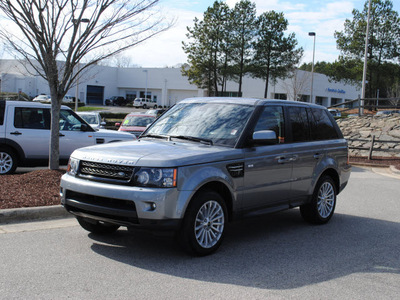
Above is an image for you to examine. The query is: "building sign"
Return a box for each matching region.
[326,88,345,94]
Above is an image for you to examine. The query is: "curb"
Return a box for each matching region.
[0,205,72,225]
[390,165,400,175]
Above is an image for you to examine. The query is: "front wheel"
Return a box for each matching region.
[178,190,227,256]
[76,217,120,234]
[0,148,18,175]
[300,175,337,224]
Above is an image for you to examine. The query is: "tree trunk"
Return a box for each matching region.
[49,90,61,170]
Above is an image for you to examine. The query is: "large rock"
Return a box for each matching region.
[337,115,400,158]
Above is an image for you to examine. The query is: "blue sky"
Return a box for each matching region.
[130,0,400,68]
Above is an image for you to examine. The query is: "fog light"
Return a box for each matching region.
[151,203,157,210]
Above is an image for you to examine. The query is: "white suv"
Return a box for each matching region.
[133,98,157,109]
[0,100,135,174]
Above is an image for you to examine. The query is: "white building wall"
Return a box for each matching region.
[0,59,360,107]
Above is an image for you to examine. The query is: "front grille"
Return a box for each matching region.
[79,161,134,183]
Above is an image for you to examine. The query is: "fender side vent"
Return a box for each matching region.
[227,163,244,178]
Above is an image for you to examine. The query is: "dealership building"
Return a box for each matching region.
[0,59,360,107]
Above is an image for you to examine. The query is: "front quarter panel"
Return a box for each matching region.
[176,162,243,217]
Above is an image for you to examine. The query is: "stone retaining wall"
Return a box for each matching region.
[336,114,400,158]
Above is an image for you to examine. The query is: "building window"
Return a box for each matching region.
[274,93,287,100]
[298,94,310,102]
[331,98,342,106]
[126,92,137,101]
[140,91,151,99]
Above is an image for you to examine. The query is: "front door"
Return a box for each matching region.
[242,106,293,210]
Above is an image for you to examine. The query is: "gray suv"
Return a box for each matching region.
[60,98,351,255]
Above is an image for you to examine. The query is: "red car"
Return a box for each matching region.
[116,113,156,137]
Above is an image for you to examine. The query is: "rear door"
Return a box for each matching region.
[288,106,340,201]
[5,106,51,159]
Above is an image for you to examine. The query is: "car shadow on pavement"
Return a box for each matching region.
[88,209,400,290]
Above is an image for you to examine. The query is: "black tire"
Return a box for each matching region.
[143,104,147,109]
[0,147,18,175]
[153,105,157,109]
[76,217,120,234]
[300,175,337,224]
[178,190,227,256]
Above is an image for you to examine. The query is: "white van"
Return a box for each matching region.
[133,98,157,109]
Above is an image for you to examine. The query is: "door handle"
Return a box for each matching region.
[59,133,65,137]
[314,153,322,159]
[10,131,22,135]
[277,155,298,164]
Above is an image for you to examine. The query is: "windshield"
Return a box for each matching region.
[122,115,155,127]
[80,114,99,125]
[144,102,254,147]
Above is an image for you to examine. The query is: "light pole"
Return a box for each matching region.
[308,32,316,104]
[361,0,372,115]
[73,18,90,111]
[143,70,148,99]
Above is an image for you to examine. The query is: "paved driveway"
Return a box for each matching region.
[1,167,399,299]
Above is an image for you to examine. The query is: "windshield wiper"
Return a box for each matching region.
[140,134,169,140]
[170,135,213,145]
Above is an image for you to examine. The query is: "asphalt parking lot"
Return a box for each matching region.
[1,166,399,299]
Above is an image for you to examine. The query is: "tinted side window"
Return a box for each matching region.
[309,108,339,140]
[0,101,5,125]
[14,107,50,129]
[254,106,285,144]
[288,106,310,142]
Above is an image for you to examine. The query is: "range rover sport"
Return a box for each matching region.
[60,97,351,256]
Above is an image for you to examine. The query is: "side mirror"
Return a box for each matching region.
[115,122,121,128]
[252,130,277,145]
[80,123,89,132]
[100,121,106,126]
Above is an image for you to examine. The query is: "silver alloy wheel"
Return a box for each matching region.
[0,152,13,174]
[317,182,335,218]
[194,200,225,248]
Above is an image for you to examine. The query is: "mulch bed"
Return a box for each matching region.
[0,157,399,210]
[0,169,65,209]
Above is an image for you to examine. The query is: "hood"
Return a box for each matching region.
[118,126,145,132]
[94,129,134,140]
[71,139,243,167]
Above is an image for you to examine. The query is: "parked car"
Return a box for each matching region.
[62,95,75,103]
[133,98,157,109]
[77,112,106,130]
[105,96,128,106]
[32,94,50,102]
[115,113,156,137]
[0,100,135,175]
[376,110,400,116]
[145,108,167,117]
[60,97,351,256]
[328,108,341,117]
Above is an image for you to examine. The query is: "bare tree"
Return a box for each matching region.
[0,0,171,169]
[279,69,311,101]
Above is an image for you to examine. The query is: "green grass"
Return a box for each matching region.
[77,106,108,112]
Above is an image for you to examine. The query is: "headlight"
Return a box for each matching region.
[67,157,80,176]
[134,168,177,188]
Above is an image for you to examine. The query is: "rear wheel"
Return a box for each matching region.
[76,217,120,234]
[178,190,227,256]
[0,148,17,175]
[300,175,336,224]
[143,104,147,109]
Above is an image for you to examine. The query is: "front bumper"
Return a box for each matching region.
[60,173,183,230]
